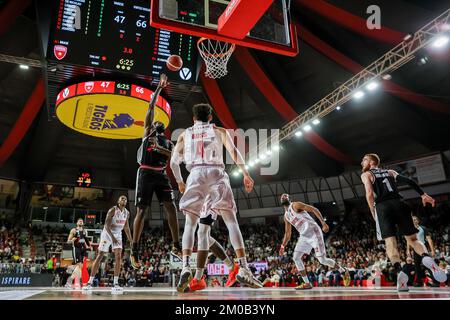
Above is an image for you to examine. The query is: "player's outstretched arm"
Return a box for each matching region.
[170,132,185,193]
[388,170,435,207]
[144,74,168,136]
[218,127,254,193]
[279,218,292,256]
[361,172,376,220]
[104,207,118,245]
[294,202,329,232]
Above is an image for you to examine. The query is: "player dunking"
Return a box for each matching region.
[131,74,180,269]
[360,153,446,291]
[66,218,91,289]
[170,103,262,293]
[279,193,340,290]
[83,195,132,294]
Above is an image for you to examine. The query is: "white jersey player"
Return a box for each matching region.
[83,195,132,294]
[170,103,262,293]
[279,193,339,290]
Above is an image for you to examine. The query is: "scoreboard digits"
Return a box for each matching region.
[47,0,197,83]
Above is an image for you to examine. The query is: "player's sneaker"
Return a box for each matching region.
[111,285,124,295]
[397,271,409,292]
[177,268,193,293]
[188,275,207,292]
[236,268,263,288]
[295,282,313,290]
[130,250,141,270]
[225,263,239,287]
[82,284,93,293]
[170,246,181,260]
[422,256,446,283]
[64,282,73,290]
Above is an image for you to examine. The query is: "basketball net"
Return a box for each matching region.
[197,37,236,79]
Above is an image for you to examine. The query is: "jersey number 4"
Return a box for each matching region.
[195,141,205,159]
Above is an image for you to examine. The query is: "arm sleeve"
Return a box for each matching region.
[396,175,425,195]
[170,151,184,183]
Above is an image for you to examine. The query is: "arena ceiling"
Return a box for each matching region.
[0,0,449,189]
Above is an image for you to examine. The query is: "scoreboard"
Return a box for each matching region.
[47,0,197,83]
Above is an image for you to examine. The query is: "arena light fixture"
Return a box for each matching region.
[232,171,239,177]
[238,168,243,173]
[336,106,341,111]
[431,35,449,48]
[266,150,272,156]
[312,119,320,125]
[295,130,303,137]
[272,145,280,151]
[382,74,392,80]
[260,154,267,160]
[19,64,29,70]
[302,125,312,132]
[353,90,365,100]
[366,81,379,91]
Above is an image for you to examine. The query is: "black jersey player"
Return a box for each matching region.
[360,153,445,292]
[66,218,91,289]
[131,74,180,269]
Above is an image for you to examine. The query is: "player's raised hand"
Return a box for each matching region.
[159,73,169,88]
[243,174,254,193]
[421,193,435,207]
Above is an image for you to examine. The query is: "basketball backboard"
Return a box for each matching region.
[150,0,298,56]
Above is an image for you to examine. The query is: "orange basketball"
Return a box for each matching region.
[166,55,183,71]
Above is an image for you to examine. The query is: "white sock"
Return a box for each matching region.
[195,268,204,280]
[114,276,119,286]
[224,257,234,269]
[302,276,310,284]
[237,257,248,269]
[182,255,190,268]
[88,276,94,285]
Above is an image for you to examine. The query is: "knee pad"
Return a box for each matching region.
[197,224,211,251]
[200,214,215,226]
[293,251,305,271]
[317,255,336,268]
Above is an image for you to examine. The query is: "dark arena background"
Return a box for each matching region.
[0,0,450,316]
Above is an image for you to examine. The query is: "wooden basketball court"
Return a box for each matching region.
[1,287,449,300]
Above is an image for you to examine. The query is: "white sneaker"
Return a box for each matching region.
[236,268,263,288]
[422,256,446,283]
[64,282,73,290]
[82,284,93,294]
[111,285,123,295]
[397,271,409,292]
[177,268,192,293]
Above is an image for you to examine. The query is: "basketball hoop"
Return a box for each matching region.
[197,37,236,79]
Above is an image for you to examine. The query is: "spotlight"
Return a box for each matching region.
[272,145,280,151]
[266,150,272,156]
[232,171,239,177]
[382,74,392,80]
[417,56,429,66]
[303,125,312,132]
[249,161,254,167]
[353,90,365,100]
[403,34,412,41]
[366,81,379,91]
[336,106,341,111]
[432,35,449,49]
[260,154,266,160]
[295,131,303,137]
[238,168,243,173]
[19,65,29,70]
[312,119,320,125]
[245,165,249,170]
